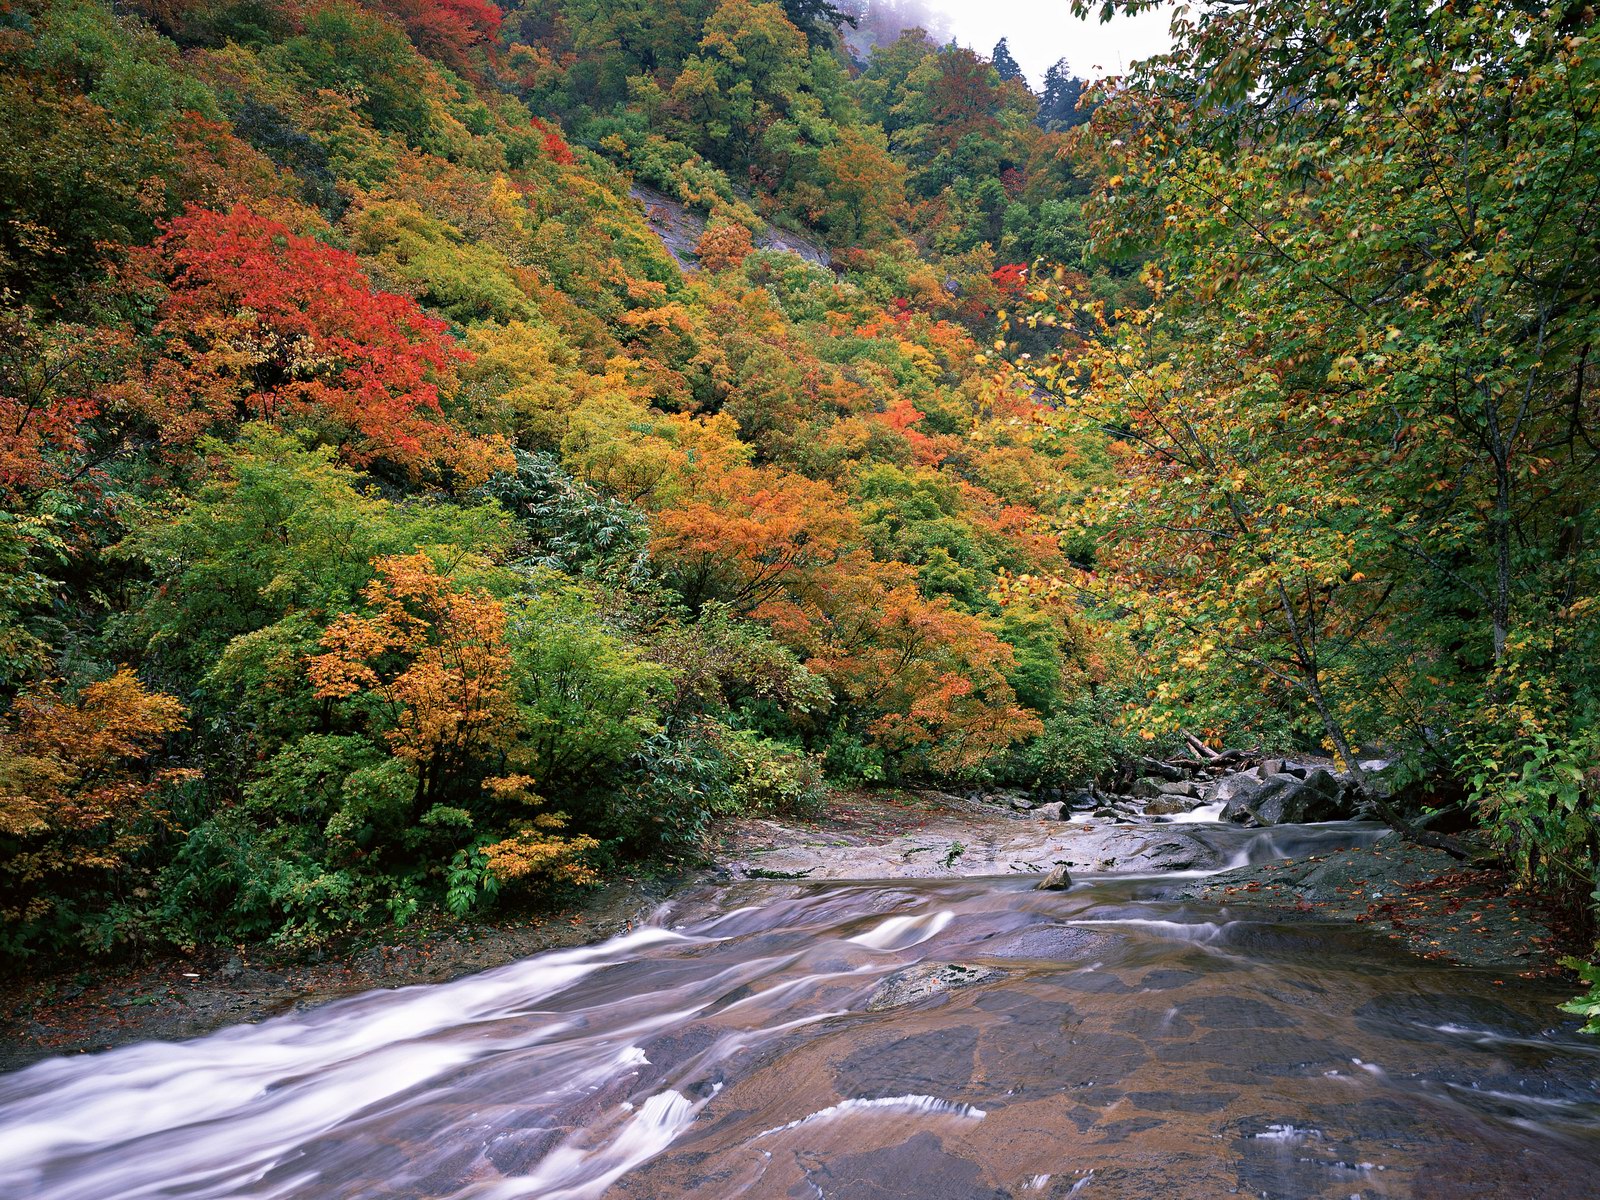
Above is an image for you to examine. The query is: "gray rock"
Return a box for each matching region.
[1220,776,1269,825]
[1035,865,1073,890]
[1221,771,1349,826]
[1144,795,1200,816]
[1067,789,1099,810]
[1303,766,1342,798]
[1122,837,1217,872]
[1157,779,1201,798]
[1034,801,1066,821]
[1009,795,1036,812]
[1130,777,1169,799]
[1137,757,1188,781]
[1211,770,1266,803]
[866,962,1006,1011]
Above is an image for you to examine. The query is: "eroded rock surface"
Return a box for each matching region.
[866,963,1008,1011]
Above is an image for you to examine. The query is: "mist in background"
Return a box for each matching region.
[839,0,1173,83]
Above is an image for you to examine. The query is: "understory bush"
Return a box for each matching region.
[1014,693,1140,788]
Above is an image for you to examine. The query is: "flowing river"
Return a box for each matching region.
[3,821,1598,1199]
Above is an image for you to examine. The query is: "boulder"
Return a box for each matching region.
[1137,757,1188,782]
[1220,770,1350,826]
[1302,766,1344,802]
[1139,839,1212,871]
[1035,865,1073,890]
[1066,789,1099,810]
[1033,801,1066,821]
[1144,795,1201,816]
[1009,795,1036,812]
[1130,776,1170,799]
[1157,779,1201,798]
[1210,770,1263,804]
[867,963,1006,1011]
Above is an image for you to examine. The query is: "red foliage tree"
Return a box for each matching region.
[990,263,1027,297]
[529,117,576,165]
[375,0,503,71]
[131,205,508,484]
[925,49,1005,149]
[0,311,103,503]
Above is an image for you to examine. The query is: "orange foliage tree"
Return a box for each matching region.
[650,466,859,611]
[696,219,753,272]
[807,575,1041,773]
[0,671,194,947]
[306,553,600,889]
[307,553,517,803]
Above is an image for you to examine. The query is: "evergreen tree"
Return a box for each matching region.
[781,0,855,44]
[1038,57,1088,129]
[990,37,1024,83]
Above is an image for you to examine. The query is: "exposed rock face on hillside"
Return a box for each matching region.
[630,184,831,269]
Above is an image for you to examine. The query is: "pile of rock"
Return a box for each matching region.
[1013,752,1376,828]
[1212,759,1366,826]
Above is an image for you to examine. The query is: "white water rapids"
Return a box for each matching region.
[2,820,1597,1200]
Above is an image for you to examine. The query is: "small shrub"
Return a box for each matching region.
[821,721,888,786]
[1560,958,1600,1034]
[721,729,829,819]
[613,723,733,856]
[1016,693,1137,787]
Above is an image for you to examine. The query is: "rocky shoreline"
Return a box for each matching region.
[1183,843,1562,972]
[0,875,681,1074]
[1,767,1573,1074]
[1019,747,1382,826]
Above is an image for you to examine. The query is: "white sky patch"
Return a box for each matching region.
[933,0,1174,82]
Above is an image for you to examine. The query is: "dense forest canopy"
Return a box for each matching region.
[1,0,1597,1019]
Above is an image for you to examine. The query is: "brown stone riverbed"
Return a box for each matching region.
[1,808,1595,1200]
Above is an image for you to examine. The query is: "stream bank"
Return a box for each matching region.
[718,788,1567,971]
[0,875,680,1073]
[1,787,1573,1075]
[4,843,1597,1200]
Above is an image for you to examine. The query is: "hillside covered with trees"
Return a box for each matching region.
[2,0,1598,1020]
[0,0,1124,957]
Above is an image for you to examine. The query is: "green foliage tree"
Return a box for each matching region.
[122,426,510,679]
[1049,0,1600,933]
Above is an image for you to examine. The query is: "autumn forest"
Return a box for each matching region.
[2,0,1599,1020]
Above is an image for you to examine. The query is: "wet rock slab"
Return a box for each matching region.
[866,964,1007,1012]
[722,811,1228,883]
[1181,842,1557,969]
